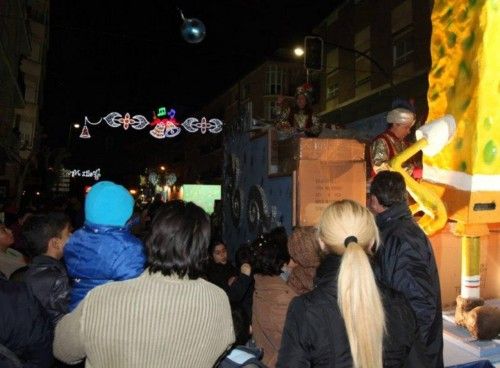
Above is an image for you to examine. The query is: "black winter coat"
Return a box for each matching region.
[23,255,71,325]
[277,254,416,368]
[375,202,444,368]
[206,261,254,320]
[0,279,53,368]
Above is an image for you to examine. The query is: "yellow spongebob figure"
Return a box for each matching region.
[392,0,500,304]
[426,0,500,300]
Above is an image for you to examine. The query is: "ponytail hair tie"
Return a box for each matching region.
[344,236,358,247]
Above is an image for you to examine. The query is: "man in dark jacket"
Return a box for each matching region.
[0,278,53,367]
[22,212,72,325]
[370,171,443,367]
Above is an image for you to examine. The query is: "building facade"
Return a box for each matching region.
[0,0,50,204]
[314,0,432,127]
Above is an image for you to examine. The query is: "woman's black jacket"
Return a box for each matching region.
[277,254,416,368]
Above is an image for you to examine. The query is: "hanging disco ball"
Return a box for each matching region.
[181,17,206,44]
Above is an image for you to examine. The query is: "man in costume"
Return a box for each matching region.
[370,107,421,178]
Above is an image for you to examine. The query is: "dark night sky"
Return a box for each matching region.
[41,1,340,178]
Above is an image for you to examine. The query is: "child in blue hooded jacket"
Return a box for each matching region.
[64,181,146,310]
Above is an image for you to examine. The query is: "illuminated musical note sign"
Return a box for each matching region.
[80,107,223,139]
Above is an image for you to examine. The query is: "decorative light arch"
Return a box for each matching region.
[79,107,223,139]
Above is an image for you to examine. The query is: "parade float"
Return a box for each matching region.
[222,0,500,359]
[389,0,500,356]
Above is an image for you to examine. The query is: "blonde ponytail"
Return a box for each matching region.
[338,241,385,368]
[318,200,386,368]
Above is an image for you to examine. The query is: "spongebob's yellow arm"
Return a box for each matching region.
[390,138,448,235]
[389,115,456,236]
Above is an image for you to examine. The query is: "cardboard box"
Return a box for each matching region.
[295,137,365,162]
[296,160,366,226]
[268,131,365,176]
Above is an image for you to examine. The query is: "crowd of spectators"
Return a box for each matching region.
[0,172,447,368]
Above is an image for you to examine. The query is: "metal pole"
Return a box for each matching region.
[67,126,72,149]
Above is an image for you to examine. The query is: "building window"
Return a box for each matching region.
[264,100,277,121]
[391,0,412,33]
[355,27,371,87]
[391,0,414,67]
[265,65,284,95]
[326,70,339,100]
[393,27,414,67]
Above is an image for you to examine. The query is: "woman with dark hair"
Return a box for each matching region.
[54,201,235,368]
[251,231,297,368]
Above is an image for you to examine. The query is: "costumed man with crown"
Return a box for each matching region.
[275,83,322,138]
[370,107,422,179]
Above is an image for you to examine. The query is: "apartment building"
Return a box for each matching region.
[314,0,432,126]
[0,0,50,203]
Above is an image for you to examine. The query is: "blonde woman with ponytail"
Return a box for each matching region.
[277,200,416,368]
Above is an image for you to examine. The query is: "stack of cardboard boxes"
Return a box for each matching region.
[294,138,366,226]
[268,131,366,226]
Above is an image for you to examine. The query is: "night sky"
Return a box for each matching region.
[41,1,340,179]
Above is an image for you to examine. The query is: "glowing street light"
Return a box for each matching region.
[294,47,305,57]
[68,123,81,148]
[294,35,394,90]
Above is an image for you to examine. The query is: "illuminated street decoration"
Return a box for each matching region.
[62,168,102,181]
[80,107,222,139]
[79,124,91,139]
[85,112,150,130]
[149,108,181,139]
[165,173,177,186]
[182,117,223,134]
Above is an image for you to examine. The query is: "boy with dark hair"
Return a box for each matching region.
[22,212,72,325]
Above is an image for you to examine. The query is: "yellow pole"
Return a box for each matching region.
[461,236,481,299]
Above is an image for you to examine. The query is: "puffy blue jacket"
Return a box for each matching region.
[64,222,146,310]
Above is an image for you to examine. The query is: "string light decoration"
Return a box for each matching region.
[79,124,91,139]
[80,107,223,139]
[62,168,102,181]
[182,117,223,134]
[149,108,181,139]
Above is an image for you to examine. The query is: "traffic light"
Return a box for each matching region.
[304,36,324,71]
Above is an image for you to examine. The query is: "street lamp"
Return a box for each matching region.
[294,47,304,57]
[295,36,395,91]
[67,123,81,148]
